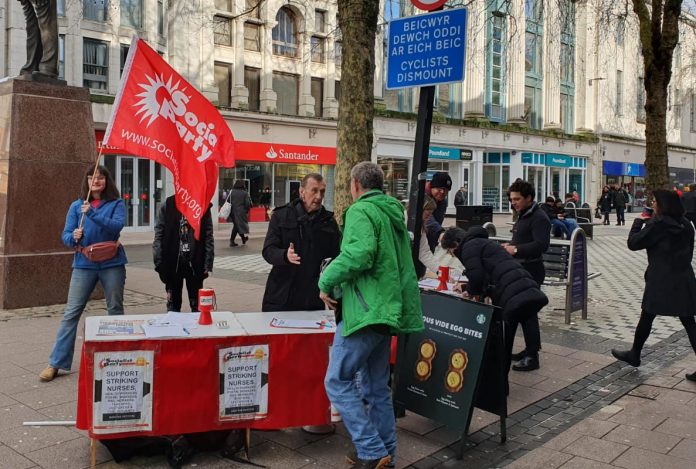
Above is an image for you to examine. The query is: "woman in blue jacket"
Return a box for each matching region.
[40,165,127,382]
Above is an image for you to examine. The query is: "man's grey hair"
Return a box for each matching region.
[351,162,384,191]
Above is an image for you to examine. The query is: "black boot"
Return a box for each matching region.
[512,354,540,372]
[510,349,527,361]
[685,372,696,382]
[611,349,641,367]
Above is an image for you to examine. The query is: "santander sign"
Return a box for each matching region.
[236,141,336,165]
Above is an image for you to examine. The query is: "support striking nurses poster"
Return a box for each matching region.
[219,345,269,421]
[92,351,154,434]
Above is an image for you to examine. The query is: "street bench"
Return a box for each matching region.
[563,207,600,239]
[492,229,601,324]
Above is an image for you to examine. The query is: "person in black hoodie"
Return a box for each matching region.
[262,173,341,312]
[612,190,696,382]
[441,227,548,365]
[503,180,551,371]
[153,196,214,312]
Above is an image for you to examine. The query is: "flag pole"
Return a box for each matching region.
[79,145,106,230]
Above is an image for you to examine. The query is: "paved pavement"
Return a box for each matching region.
[0,214,695,468]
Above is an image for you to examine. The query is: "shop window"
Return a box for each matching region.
[58,35,65,80]
[83,38,108,91]
[244,23,261,51]
[273,7,299,58]
[274,164,322,207]
[219,163,272,210]
[311,78,324,117]
[214,62,232,108]
[84,0,108,22]
[214,15,233,46]
[121,0,142,29]
[311,36,325,63]
[273,72,299,115]
[485,9,506,122]
[244,67,260,112]
[58,0,65,16]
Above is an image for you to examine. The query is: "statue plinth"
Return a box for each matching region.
[0,79,97,309]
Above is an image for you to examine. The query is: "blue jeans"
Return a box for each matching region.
[550,218,580,238]
[325,322,395,462]
[48,266,126,370]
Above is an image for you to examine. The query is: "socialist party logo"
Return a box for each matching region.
[133,74,219,162]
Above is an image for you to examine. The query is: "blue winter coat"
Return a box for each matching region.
[62,198,128,269]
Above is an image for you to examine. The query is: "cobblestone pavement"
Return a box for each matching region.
[0,215,695,468]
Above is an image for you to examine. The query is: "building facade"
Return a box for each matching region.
[1,0,695,232]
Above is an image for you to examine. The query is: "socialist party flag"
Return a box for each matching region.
[103,37,235,239]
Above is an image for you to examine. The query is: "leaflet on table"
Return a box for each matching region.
[219,345,269,421]
[141,312,202,337]
[418,279,466,297]
[92,350,154,434]
[97,319,145,336]
[270,317,336,329]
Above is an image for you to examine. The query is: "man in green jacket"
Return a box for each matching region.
[319,162,423,469]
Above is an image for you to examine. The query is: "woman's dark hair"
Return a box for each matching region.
[441,227,466,250]
[545,196,555,203]
[508,180,535,199]
[233,180,246,190]
[602,185,609,192]
[81,164,120,201]
[653,189,685,219]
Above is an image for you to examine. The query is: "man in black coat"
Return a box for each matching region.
[424,172,452,251]
[502,180,551,371]
[613,185,628,226]
[441,227,548,365]
[262,173,341,312]
[153,196,214,312]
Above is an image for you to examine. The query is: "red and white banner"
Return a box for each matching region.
[235,141,336,165]
[103,37,235,238]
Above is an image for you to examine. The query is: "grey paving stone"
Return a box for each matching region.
[0,424,80,454]
[0,444,35,469]
[25,436,111,469]
[603,424,682,454]
[613,446,693,469]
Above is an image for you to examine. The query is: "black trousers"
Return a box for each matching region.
[19,0,59,76]
[165,267,203,312]
[632,310,696,354]
[616,207,625,224]
[512,262,544,356]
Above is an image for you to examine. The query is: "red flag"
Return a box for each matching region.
[103,37,235,238]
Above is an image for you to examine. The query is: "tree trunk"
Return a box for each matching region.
[333,0,380,223]
[632,0,682,194]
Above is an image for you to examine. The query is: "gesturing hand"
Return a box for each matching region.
[287,242,301,265]
[319,291,337,310]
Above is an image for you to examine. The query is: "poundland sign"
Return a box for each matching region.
[387,8,467,90]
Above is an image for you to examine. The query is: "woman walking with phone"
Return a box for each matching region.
[612,190,696,381]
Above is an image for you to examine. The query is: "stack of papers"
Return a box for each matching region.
[142,312,201,338]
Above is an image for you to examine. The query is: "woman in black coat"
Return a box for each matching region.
[229,180,251,247]
[612,190,696,381]
[441,227,548,363]
[597,185,613,225]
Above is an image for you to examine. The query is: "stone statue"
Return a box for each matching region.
[17,0,62,83]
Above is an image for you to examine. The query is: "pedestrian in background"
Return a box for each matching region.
[40,165,127,382]
[424,172,452,249]
[612,190,696,382]
[454,185,467,206]
[598,186,613,225]
[261,173,340,312]
[229,180,251,247]
[540,196,579,239]
[613,184,628,225]
[503,179,550,372]
[153,195,214,312]
[681,183,696,226]
[319,162,423,469]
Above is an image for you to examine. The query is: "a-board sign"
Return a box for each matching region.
[387,8,467,90]
[394,292,494,431]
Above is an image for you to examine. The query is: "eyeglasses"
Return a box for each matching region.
[87,176,106,181]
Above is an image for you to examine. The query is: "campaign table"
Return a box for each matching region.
[76,311,335,464]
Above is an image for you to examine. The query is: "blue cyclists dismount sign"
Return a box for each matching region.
[387,8,467,90]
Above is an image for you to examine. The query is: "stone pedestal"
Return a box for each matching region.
[0,80,96,309]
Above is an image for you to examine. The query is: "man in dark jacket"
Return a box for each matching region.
[153,196,214,312]
[681,184,696,226]
[441,227,548,364]
[539,196,579,239]
[503,180,551,371]
[261,173,341,312]
[424,172,452,250]
[613,185,628,226]
[454,185,467,206]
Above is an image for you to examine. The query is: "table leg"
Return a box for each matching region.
[245,428,251,459]
[90,438,97,468]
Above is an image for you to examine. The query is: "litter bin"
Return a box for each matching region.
[456,205,493,231]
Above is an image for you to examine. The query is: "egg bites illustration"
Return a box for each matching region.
[415,339,437,381]
[444,349,468,393]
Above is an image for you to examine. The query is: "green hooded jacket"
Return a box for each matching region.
[318,189,424,336]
